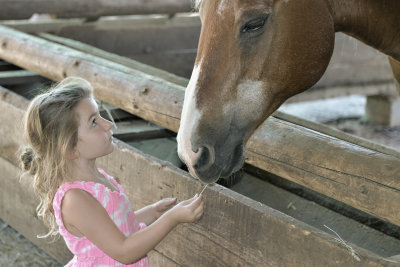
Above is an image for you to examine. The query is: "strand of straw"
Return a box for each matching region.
[324,225,360,262]
[199,184,208,195]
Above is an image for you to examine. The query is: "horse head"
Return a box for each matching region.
[178,0,335,183]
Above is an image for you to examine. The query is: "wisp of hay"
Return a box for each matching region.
[324,224,360,262]
[199,184,208,195]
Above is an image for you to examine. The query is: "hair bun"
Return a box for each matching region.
[20,146,38,175]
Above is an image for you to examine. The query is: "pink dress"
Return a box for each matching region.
[53,168,149,267]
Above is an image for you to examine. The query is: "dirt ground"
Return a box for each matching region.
[0,218,61,266]
[327,118,400,151]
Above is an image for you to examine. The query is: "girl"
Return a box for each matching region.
[20,77,204,266]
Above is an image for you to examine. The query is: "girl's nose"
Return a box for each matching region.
[101,117,114,131]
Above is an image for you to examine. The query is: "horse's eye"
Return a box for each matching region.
[242,17,267,33]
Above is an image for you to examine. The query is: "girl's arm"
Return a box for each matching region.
[62,189,203,264]
[135,198,177,225]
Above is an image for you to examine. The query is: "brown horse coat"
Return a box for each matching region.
[178,0,400,182]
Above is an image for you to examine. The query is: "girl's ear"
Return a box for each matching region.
[68,147,80,160]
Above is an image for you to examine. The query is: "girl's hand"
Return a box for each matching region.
[168,194,204,223]
[153,198,177,219]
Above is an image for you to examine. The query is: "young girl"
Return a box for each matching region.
[20,77,204,266]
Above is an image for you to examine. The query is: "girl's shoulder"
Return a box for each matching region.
[54,181,97,208]
[53,169,124,210]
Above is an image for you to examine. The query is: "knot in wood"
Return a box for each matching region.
[140,88,149,95]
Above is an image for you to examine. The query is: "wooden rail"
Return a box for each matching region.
[0,85,397,266]
[0,0,192,20]
[0,25,400,229]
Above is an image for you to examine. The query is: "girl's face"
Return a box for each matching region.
[74,97,115,161]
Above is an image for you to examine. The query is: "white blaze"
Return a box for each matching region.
[177,61,202,167]
[217,0,227,16]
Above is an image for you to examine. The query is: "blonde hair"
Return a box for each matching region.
[20,76,93,239]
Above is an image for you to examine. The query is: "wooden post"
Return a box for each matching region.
[365,95,400,126]
[0,25,400,227]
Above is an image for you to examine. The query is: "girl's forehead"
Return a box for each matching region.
[76,97,98,118]
[77,97,97,109]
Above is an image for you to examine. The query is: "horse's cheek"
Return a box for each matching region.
[270,0,335,93]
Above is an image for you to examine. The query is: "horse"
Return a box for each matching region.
[177,0,400,183]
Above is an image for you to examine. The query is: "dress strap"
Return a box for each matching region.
[97,168,124,193]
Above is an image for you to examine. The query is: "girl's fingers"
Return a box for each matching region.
[193,202,204,216]
[165,198,177,206]
[188,195,203,210]
[165,197,177,203]
[179,194,199,205]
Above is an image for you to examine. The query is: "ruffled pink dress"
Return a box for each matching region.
[53,168,149,266]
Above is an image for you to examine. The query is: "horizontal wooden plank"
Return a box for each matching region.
[1,18,85,34]
[114,119,171,142]
[230,172,400,257]
[0,70,43,85]
[0,25,400,228]
[0,88,396,266]
[37,32,188,87]
[54,19,200,79]
[0,0,192,20]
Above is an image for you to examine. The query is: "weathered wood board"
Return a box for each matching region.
[0,25,399,227]
[0,0,192,20]
[53,15,201,79]
[0,86,397,266]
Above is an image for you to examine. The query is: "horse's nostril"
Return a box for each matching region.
[193,146,214,171]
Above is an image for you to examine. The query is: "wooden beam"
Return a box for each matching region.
[0,87,396,266]
[37,32,188,87]
[113,119,171,142]
[1,19,85,34]
[0,70,43,85]
[1,25,400,227]
[0,0,193,20]
[51,15,200,79]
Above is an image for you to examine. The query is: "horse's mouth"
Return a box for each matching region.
[221,144,244,177]
[191,143,245,183]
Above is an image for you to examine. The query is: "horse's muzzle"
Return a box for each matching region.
[189,143,245,184]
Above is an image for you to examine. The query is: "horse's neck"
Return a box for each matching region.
[326,0,400,60]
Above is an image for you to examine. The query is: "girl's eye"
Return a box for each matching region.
[91,118,97,127]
